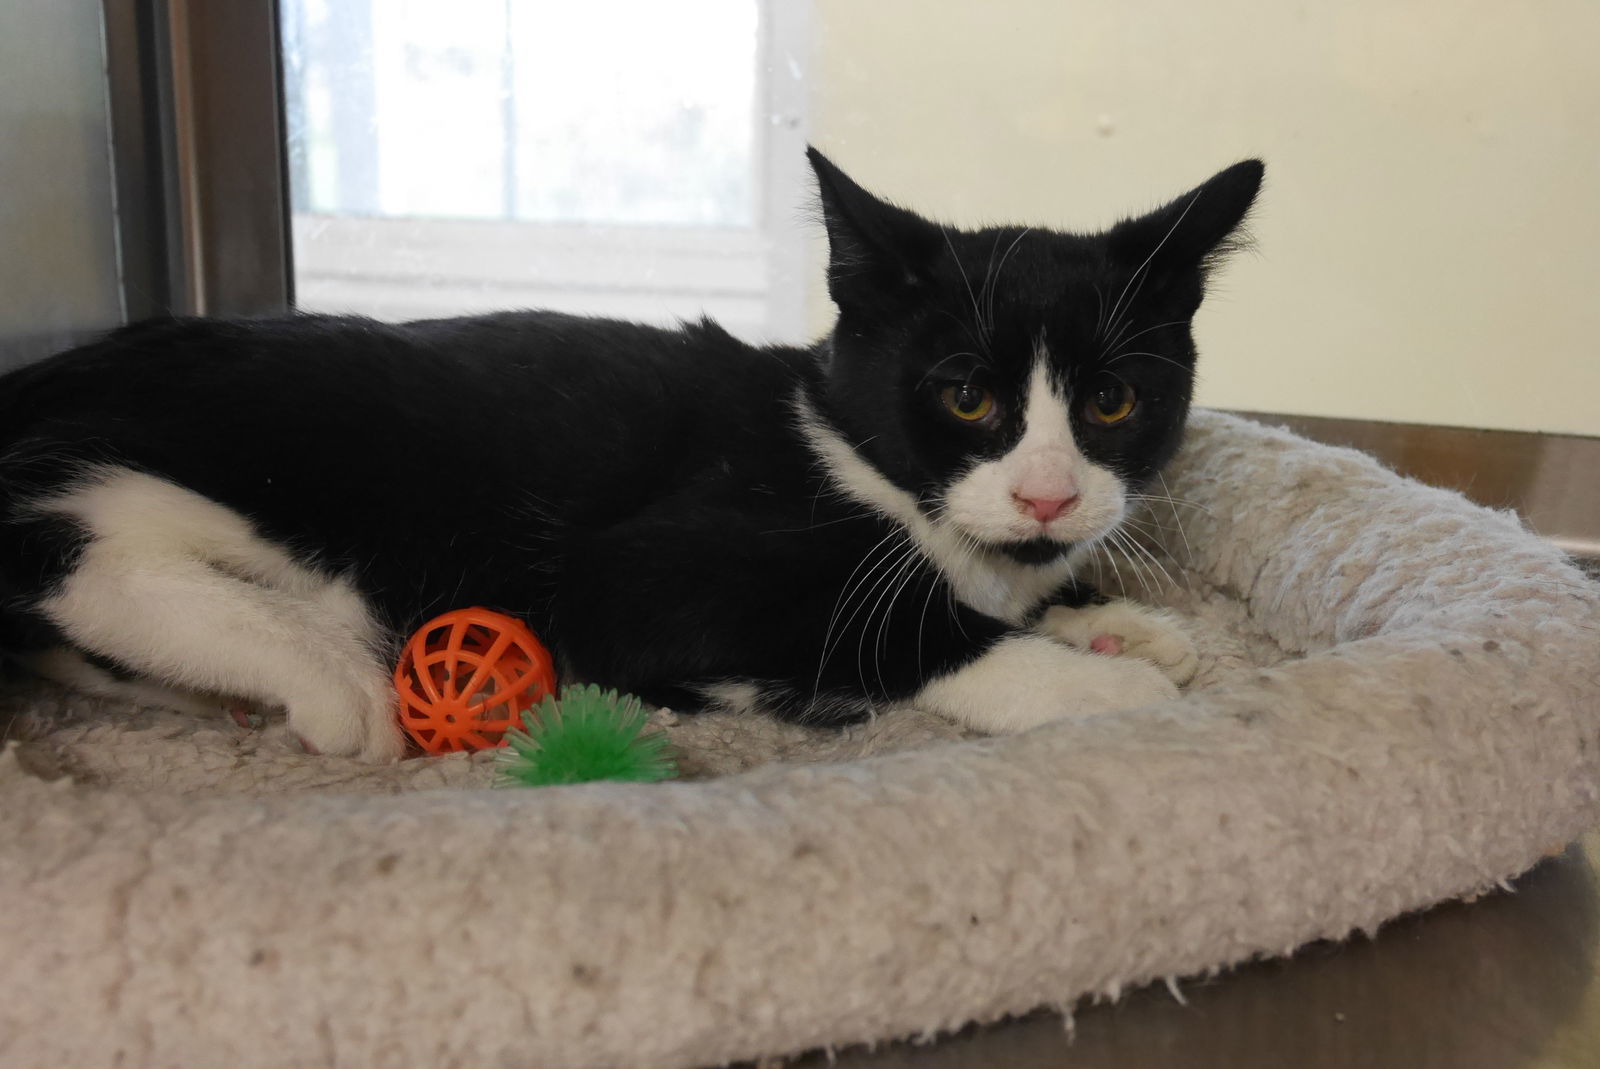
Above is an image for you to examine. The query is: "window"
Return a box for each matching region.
[281,0,809,342]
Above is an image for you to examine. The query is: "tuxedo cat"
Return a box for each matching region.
[0,149,1262,761]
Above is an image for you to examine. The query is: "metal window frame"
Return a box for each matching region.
[101,0,292,319]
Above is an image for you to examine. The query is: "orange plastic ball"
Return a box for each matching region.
[394,608,557,755]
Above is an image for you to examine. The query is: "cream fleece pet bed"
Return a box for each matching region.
[2,410,1598,1068]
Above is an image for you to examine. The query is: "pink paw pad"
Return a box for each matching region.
[1089,634,1124,656]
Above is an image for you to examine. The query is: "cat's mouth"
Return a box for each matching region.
[986,536,1072,566]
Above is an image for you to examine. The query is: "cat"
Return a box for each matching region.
[0,148,1262,762]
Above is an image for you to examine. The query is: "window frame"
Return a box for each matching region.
[285,0,812,342]
[102,0,292,318]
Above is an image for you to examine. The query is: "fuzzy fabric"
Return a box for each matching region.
[1,410,1596,1068]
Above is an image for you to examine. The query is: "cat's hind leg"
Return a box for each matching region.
[26,468,404,761]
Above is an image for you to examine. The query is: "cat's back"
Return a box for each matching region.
[0,309,817,550]
[4,309,793,415]
[1,309,807,458]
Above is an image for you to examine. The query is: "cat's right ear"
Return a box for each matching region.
[808,147,940,310]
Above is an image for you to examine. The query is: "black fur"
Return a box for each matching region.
[0,151,1262,724]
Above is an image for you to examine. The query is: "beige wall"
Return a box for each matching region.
[806,0,1600,436]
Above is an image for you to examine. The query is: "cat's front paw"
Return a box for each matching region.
[1038,600,1199,686]
[913,633,1179,734]
[286,681,406,762]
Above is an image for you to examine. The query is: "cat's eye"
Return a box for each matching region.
[1086,384,1137,425]
[940,384,995,423]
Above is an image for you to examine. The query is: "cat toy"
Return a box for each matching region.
[496,684,677,787]
[394,607,557,754]
[394,608,677,785]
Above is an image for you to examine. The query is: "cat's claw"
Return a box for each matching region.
[1039,600,1200,686]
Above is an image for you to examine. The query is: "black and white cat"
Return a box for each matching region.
[0,149,1262,761]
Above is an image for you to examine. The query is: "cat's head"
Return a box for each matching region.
[802,148,1262,580]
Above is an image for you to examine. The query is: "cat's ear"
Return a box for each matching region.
[808,147,941,309]
[1106,160,1264,301]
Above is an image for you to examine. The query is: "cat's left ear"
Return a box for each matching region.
[1106,160,1264,303]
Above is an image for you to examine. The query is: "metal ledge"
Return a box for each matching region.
[1234,411,1600,561]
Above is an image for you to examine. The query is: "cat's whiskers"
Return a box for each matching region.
[801,433,882,526]
[1103,318,1188,354]
[941,226,990,346]
[814,530,917,709]
[1109,523,1179,595]
[923,502,982,585]
[759,508,874,536]
[812,527,906,695]
[1105,350,1190,375]
[1153,471,1201,563]
[819,528,907,644]
[932,308,993,362]
[940,518,979,627]
[923,507,982,648]
[915,352,987,392]
[861,544,923,701]
[1101,309,1157,360]
[1104,527,1156,601]
[1122,536,1172,599]
[1101,190,1203,346]
[1124,490,1213,518]
[1124,486,1212,573]
[980,231,1004,338]
[1099,302,1151,362]
[981,227,1033,338]
[848,539,922,704]
[1096,526,1131,598]
[1102,368,1135,396]
[1113,481,1199,588]
[1117,512,1184,548]
[913,554,943,685]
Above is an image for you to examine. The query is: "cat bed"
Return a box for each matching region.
[2,410,1597,1067]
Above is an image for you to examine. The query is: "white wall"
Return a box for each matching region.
[807,0,1600,436]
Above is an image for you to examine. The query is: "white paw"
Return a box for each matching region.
[1038,600,1200,686]
[286,682,406,762]
[914,633,1180,734]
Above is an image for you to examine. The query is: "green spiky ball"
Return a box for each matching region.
[496,684,677,787]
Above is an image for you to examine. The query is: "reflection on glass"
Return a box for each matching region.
[285,0,756,225]
[280,0,806,338]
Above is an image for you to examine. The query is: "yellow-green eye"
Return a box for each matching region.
[1087,384,1136,425]
[940,384,995,423]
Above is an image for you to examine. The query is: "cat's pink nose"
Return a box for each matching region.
[1014,493,1078,524]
